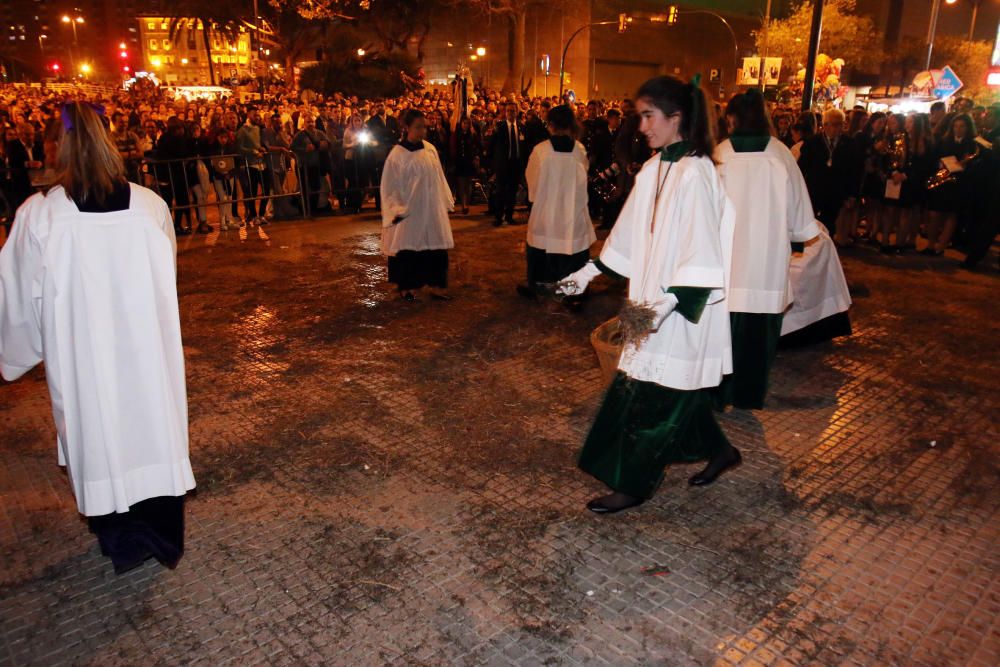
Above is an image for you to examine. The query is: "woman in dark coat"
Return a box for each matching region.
[450,116,481,215]
[924,113,980,256]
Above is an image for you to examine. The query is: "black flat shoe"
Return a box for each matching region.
[586,492,644,514]
[562,294,587,312]
[175,227,192,236]
[688,447,742,486]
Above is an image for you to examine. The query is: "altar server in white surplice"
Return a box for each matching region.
[0,102,194,574]
[715,90,820,410]
[779,226,853,348]
[517,104,595,299]
[380,108,455,302]
[556,75,742,515]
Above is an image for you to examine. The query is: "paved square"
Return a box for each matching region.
[1,211,997,666]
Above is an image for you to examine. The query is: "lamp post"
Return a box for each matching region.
[759,0,773,92]
[679,10,740,88]
[61,14,84,74]
[558,20,618,98]
[952,0,985,41]
[927,0,945,71]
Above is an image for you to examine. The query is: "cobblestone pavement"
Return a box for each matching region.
[1,208,998,667]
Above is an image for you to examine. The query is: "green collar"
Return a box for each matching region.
[660,140,692,162]
[730,130,771,153]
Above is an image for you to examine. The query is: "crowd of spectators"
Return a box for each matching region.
[2,83,997,267]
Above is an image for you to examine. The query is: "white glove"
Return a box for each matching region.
[649,294,678,332]
[556,261,601,296]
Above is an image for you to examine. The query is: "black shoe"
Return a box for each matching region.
[586,492,644,514]
[175,227,192,236]
[879,244,896,255]
[920,247,943,257]
[516,284,537,300]
[688,447,742,486]
[493,219,504,228]
[562,294,586,312]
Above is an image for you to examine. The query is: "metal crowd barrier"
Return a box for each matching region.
[140,150,307,219]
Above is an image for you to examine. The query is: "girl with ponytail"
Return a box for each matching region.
[714,89,825,409]
[557,75,740,514]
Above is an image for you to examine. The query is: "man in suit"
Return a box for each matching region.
[5,123,45,212]
[797,108,859,235]
[602,100,651,229]
[489,102,525,226]
[367,101,400,209]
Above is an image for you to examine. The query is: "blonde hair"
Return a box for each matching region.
[56,102,126,207]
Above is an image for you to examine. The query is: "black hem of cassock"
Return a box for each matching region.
[387,249,449,290]
[88,495,186,574]
[778,311,852,349]
[716,312,784,410]
[577,373,732,499]
[525,245,590,285]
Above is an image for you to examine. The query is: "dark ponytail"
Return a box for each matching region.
[636,75,716,159]
[725,89,772,135]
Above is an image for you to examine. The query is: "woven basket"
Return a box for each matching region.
[590,317,623,384]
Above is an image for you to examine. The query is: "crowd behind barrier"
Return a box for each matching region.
[1,82,998,266]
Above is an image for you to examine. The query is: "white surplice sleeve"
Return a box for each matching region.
[0,195,45,380]
[525,143,543,203]
[597,179,641,278]
[780,144,821,243]
[428,143,455,212]
[667,168,727,292]
[379,148,410,228]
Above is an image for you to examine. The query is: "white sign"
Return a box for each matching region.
[764,57,782,86]
[740,57,760,85]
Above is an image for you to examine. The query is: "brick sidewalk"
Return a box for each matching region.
[1,212,997,666]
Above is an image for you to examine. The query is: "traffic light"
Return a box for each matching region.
[618,13,632,33]
[667,5,679,24]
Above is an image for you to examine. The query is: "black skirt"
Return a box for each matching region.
[88,495,186,574]
[778,311,852,349]
[525,245,589,285]
[387,249,449,290]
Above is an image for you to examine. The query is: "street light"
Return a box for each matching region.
[357,48,365,57]
[61,15,84,43]
[61,14,84,73]
[927,0,982,71]
[476,47,486,57]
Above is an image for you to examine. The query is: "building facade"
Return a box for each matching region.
[137,17,253,85]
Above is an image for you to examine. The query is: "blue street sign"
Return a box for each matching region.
[933,65,963,99]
